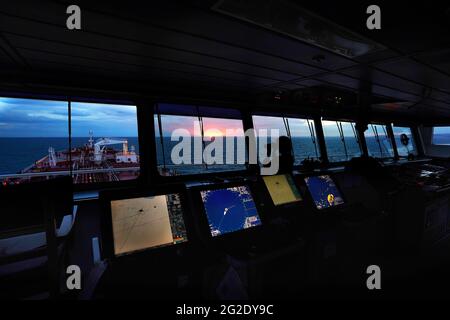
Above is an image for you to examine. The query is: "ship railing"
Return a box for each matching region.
[104,161,120,182]
[0,167,140,180]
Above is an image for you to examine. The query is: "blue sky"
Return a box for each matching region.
[0,97,138,137]
[434,126,450,134]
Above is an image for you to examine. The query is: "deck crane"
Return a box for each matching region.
[94,138,129,163]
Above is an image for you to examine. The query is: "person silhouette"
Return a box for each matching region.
[278,136,294,174]
[263,136,294,174]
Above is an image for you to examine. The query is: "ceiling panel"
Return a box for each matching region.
[0,8,327,78]
[17,46,282,88]
[27,59,255,97]
[0,48,14,65]
[5,33,301,82]
[314,74,361,91]
[375,58,450,93]
[413,48,450,78]
[342,66,450,105]
[0,1,357,72]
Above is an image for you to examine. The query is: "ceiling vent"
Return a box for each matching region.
[212,0,385,58]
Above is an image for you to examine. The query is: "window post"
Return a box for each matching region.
[314,117,329,165]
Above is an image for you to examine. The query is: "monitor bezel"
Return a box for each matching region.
[99,184,192,260]
[261,173,304,208]
[194,181,264,241]
[300,172,346,212]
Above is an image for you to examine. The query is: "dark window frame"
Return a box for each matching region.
[391,124,419,159]
[0,94,142,192]
[431,125,450,146]
[321,118,363,164]
[152,103,251,181]
[364,122,396,160]
[251,113,321,168]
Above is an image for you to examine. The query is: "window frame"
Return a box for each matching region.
[391,124,419,159]
[321,118,363,164]
[431,125,450,146]
[152,103,251,181]
[0,94,143,192]
[364,122,396,160]
[1,93,431,191]
[251,113,321,168]
[70,101,142,191]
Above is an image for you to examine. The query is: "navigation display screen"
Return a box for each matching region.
[200,186,262,237]
[263,174,302,206]
[304,175,344,210]
[111,193,187,256]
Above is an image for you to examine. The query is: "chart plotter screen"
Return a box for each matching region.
[263,174,302,206]
[304,175,344,210]
[200,186,262,237]
[111,193,187,256]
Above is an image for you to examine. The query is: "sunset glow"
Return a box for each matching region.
[204,128,224,137]
[156,115,244,137]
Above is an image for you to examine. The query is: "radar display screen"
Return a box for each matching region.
[263,174,302,206]
[111,193,187,256]
[304,175,344,210]
[200,186,262,237]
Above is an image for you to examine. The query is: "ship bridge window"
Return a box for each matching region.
[70,102,139,184]
[392,125,417,157]
[322,119,362,162]
[252,115,320,166]
[0,97,70,187]
[364,124,394,159]
[0,97,139,187]
[154,103,246,176]
[432,126,450,146]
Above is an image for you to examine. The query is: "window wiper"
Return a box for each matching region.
[350,122,363,157]
[282,117,295,157]
[197,112,208,170]
[282,117,291,138]
[381,125,393,155]
[307,119,319,158]
[371,124,383,158]
[157,113,167,170]
[336,121,349,160]
[350,122,360,147]
[69,101,73,179]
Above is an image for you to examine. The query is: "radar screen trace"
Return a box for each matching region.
[304,175,344,210]
[263,174,303,206]
[111,193,187,256]
[200,186,262,237]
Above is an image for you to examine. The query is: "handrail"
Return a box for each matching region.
[0,167,140,179]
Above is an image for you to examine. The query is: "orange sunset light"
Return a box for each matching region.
[204,128,224,137]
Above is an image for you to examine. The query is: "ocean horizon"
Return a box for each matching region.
[1,133,448,175]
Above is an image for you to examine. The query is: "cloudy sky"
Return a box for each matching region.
[1,97,448,138]
[0,97,138,137]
